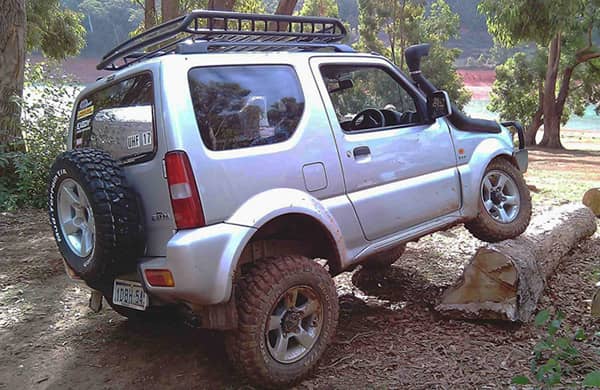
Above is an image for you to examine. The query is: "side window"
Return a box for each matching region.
[188,65,305,151]
[320,65,421,132]
[73,73,155,160]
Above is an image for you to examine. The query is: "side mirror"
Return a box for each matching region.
[427,90,452,121]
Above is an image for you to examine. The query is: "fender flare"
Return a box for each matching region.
[227,187,346,264]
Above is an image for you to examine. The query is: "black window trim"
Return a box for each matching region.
[186,63,306,153]
[72,70,158,165]
[318,62,429,135]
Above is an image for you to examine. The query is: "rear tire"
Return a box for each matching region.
[465,158,531,242]
[225,256,338,387]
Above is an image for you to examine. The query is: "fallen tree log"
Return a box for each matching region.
[583,188,600,217]
[436,204,597,322]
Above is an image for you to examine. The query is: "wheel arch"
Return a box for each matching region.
[227,188,346,275]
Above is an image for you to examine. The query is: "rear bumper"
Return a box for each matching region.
[138,222,255,305]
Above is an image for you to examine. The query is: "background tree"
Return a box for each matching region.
[357,0,471,109]
[487,52,545,145]
[0,0,85,148]
[69,0,141,57]
[299,0,339,17]
[0,1,26,148]
[163,0,181,20]
[479,0,600,148]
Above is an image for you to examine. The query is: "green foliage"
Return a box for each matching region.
[583,371,600,387]
[235,0,266,13]
[63,0,141,57]
[512,309,598,388]
[27,0,86,59]
[0,63,80,210]
[356,0,470,109]
[488,52,543,130]
[478,0,583,48]
[480,0,600,147]
[299,0,339,17]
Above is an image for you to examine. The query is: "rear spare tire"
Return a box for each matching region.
[48,148,142,286]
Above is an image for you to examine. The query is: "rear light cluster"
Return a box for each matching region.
[145,269,175,287]
[164,151,205,229]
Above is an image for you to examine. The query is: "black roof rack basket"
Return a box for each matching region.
[97,10,350,71]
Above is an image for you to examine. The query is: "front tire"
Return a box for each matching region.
[465,158,531,242]
[225,256,338,387]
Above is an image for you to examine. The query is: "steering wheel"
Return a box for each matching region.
[351,108,386,130]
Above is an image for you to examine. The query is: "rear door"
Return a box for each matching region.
[310,57,461,240]
[72,71,175,256]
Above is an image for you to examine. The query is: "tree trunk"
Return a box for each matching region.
[274,0,298,15]
[0,0,26,149]
[525,106,543,146]
[161,0,180,23]
[436,204,597,322]
[268,0,298,31]
[144,0,156,29]
[525,80,544,146]
[539,33,563,149]
[583,188,600,217]
[207,0,236,11]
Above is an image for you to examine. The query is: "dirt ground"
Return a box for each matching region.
[1,146,600,389]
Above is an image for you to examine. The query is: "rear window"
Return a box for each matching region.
[188,65,304,151]
[73,73,155,163]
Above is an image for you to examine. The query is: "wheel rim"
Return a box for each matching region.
[265,285,323,364]
[481,170,520,224]
[57,178,95,258]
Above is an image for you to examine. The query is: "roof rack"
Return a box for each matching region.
[97,10,351,71]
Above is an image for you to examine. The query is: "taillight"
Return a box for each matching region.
[164,151,205,229]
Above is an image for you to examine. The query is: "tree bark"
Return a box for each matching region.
[436,204,597,322]
[583,188,600,217]
[267,0,298,31]
[0,0,26,149]
[161,0,180,23]
[274,0,298,15]
[525,80,544,146]
[539,33,563,149]
[144,0,156,29]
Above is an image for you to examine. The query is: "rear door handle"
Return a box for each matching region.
[353,146,371,158]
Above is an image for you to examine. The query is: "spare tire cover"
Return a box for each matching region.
[47,148,143,286]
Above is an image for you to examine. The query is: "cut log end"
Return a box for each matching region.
[583,188,600,217]
[436,204,597,322]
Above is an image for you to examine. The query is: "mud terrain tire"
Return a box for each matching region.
[225,256,338,387]
[48,148,142,286]
[465,158,531,243]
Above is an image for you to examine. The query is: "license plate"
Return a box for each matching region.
[113,279,148,311]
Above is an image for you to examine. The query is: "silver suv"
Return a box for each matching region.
[48,10,531,386]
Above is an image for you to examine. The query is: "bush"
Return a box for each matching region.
[512,309,600,387]
[0,62,80,210]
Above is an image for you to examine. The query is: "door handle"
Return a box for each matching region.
[353,146,371,158]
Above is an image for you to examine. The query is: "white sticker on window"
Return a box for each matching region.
[142,131,152,146]
[127,134,140,149]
